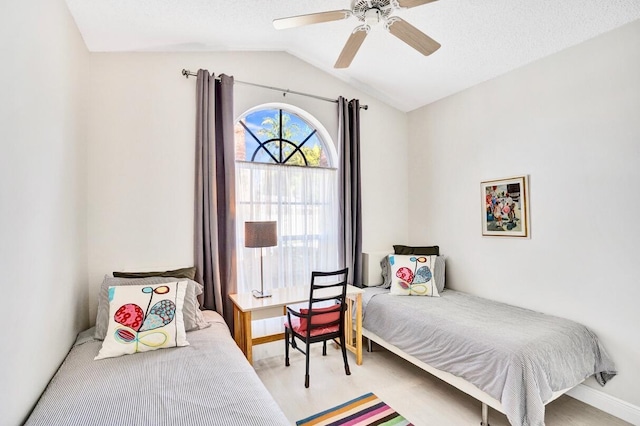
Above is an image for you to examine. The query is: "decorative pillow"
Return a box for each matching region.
[94,275,208,341]
[382,254,446,292]
[113,266,196,281]
[393,245,440,256]
[389,254,440,297]
[95,282,189,360]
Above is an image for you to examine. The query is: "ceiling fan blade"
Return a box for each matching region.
[387,17,441,56]
[273,10,351,30]
[396,0,438,8]
[334,28,368,69]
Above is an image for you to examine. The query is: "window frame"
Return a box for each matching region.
[234,103,340,294]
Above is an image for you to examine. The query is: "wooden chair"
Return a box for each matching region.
[284,268,350,388]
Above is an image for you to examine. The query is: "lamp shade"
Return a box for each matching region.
[244,221,277,248]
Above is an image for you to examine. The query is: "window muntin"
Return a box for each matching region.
[235,108,331,167]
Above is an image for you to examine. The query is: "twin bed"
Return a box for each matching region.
[361,252,616,426]
[26,275,289,426]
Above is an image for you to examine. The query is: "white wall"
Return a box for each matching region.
[0,1,89,424]
[84,51,409,323]
[407,20,640,409]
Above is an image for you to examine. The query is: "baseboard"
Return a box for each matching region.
[566,384,640,425]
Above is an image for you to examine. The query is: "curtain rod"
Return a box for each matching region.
[181,69,368,110]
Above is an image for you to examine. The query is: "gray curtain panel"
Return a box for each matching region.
[338,97,363,287]
[194,69,237,329]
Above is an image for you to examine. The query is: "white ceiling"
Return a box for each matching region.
[65,0,640,112]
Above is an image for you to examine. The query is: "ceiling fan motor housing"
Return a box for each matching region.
[353,0,396,24]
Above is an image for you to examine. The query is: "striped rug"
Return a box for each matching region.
[296,392,413,426]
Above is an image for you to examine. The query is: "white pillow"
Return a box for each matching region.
[389,254,440,297]
[94,275,208,340]
[382,254,446,292]
[95,281,189,360]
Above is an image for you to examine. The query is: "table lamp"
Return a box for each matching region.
[244,221,277,298]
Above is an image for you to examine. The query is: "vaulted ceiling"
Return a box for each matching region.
[65,0,640,111]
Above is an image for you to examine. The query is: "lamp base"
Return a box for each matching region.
[252,289,272,299]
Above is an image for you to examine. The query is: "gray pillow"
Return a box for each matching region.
[94,275,209,341]
[434,255,446,293]
[380,255,392,288]
[393,245,440,256]
[381,254,446,293]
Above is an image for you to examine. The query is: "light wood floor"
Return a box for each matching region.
[254,342,630,426]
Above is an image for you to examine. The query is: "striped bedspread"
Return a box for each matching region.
[362,288,616,426]
[25,311,289,426]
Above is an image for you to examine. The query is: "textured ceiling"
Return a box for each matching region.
[65,0,640,111]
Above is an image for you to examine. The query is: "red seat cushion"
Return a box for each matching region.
[285,304,341,336]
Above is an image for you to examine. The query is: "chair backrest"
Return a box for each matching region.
[303,268,349,336]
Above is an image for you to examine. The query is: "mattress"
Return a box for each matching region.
[25,311,289,426]
[362,288,616,426]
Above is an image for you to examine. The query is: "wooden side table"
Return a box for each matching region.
[229,285,364,366]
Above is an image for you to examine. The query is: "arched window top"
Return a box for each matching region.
[235,103,336,168]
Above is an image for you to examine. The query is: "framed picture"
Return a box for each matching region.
[481,175,529,238]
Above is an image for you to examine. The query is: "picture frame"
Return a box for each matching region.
[481,175,529,238]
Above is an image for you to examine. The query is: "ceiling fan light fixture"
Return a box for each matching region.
[364,8,382,26]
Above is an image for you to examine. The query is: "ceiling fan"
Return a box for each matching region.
[273,0,441,69]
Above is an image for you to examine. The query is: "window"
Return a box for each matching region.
[235,104,339,294]
[235,107,330,167]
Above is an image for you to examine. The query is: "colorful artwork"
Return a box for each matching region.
[481,176,529,237]
[112,285,175,352]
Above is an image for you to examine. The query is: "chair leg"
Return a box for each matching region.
[305,341,311,388]
[322,340,327,356]
[285,328,290,367]
[340,335,351,376]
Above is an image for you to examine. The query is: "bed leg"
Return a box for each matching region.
[480,402,490,426]
[367,338,373,352]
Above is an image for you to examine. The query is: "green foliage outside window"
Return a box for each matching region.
[236,108,328,167]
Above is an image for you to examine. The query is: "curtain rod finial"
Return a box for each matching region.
[182,69,190,78]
